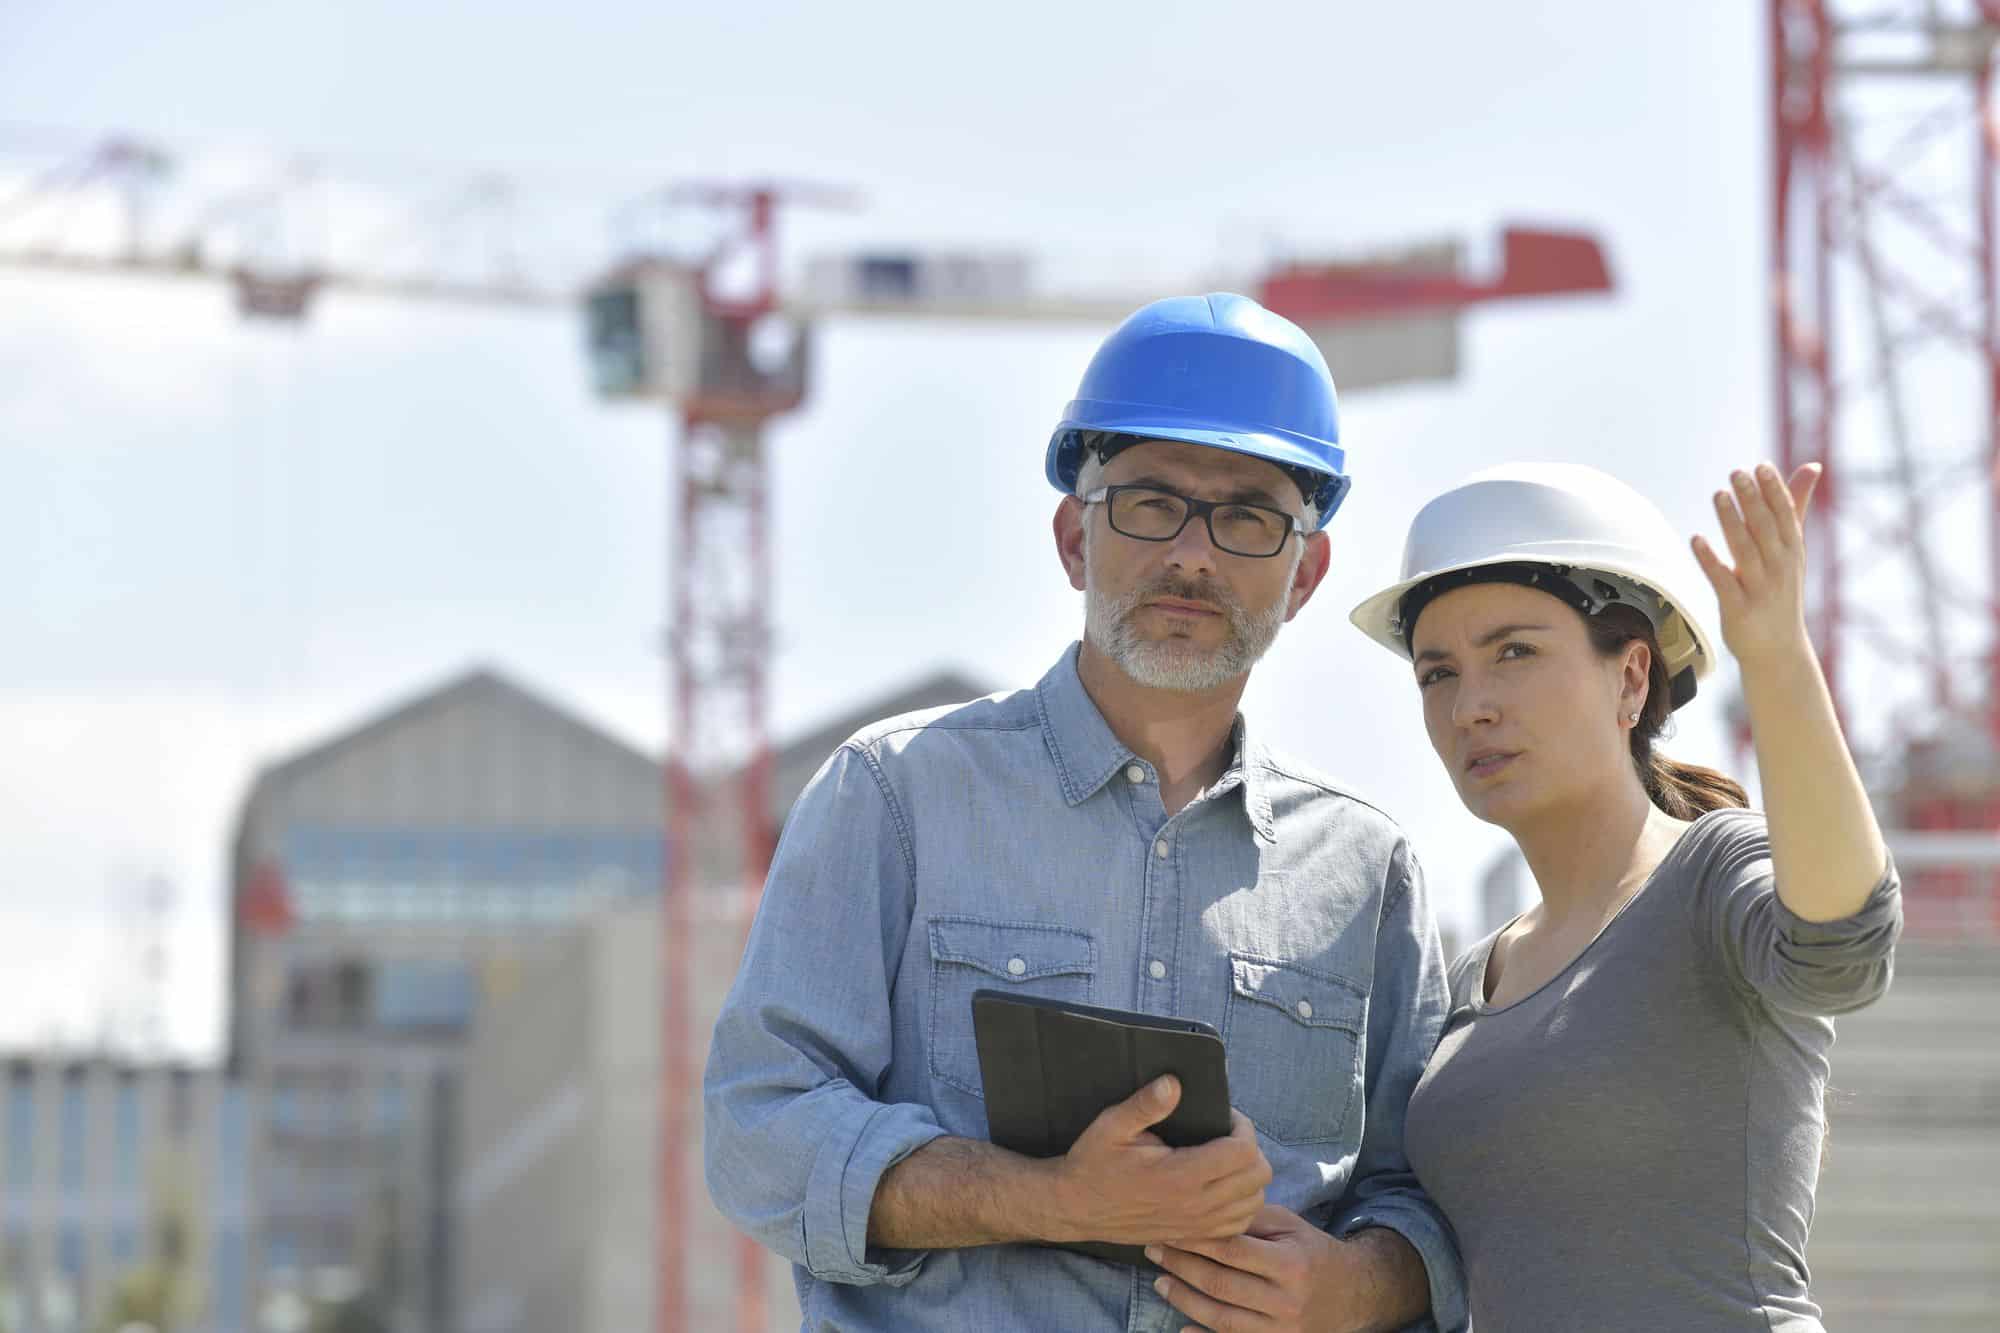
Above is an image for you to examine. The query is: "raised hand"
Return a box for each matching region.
[1688,458,1889,925]
[1689,461,1820,672]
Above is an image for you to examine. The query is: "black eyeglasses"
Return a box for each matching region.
[1081,484,1304,559]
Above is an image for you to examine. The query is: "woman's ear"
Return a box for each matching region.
[1619,638,1653,720]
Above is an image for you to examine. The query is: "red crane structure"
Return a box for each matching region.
[0,131,1615,1331]
[1769,0,2000,935]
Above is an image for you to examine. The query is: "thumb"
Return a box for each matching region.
[1246,1203,1305,1239]
[1107,1074,1181,1136]
[1789,461,1821,525]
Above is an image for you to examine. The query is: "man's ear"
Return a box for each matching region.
[1284,531,1334,622]
[1054,496,1087,592]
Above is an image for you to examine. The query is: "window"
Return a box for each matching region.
[110,1223,141,1267]
[59,1070,86,1194]
[377,1078,407,1135]
[217,1084,248,1204]
[334,961,371,1027]
[4,1071,32,1192]
[212,1226,246,1332]
[167,1069,194,1138]
[114,1075,142,1191]
[271,1076,306,1136]
[266,1225,299,1274]
[373,962,475,1032]
[57,1223,84,1278]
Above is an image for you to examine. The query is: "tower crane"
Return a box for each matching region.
[0,129,1616,1331]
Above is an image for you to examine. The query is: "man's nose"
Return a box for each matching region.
[1163,511,1221,575]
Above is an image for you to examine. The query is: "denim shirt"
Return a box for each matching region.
[704,645,1467,1332]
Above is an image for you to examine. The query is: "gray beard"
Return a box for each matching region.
[1083,532,1297,692]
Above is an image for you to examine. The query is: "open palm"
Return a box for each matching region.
[1690,462,1821,670]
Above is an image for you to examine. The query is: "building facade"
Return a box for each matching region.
[226,668,667,1333]
[0,1057,253,1333]
[454,670,989,1333]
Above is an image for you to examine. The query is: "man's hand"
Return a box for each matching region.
[1048,1077,1271,1246]
[1148,1205,1427,1333]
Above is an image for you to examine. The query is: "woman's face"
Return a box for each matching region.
[1407,581,1646,828]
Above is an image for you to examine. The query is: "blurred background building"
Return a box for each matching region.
[224,668,668,1332]
[454,669,980,1333]
[1,1058,251,1333]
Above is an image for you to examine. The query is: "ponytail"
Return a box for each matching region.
[1587,607,1749,818]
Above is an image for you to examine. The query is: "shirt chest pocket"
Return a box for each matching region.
[927,917,1095,1098]
[1223,955,1367,1147]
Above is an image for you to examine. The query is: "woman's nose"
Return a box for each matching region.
[1452,676,1500,727]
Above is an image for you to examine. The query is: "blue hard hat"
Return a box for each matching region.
[1045,292,1349,528]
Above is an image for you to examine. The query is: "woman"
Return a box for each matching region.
[1344,460,1900,1331]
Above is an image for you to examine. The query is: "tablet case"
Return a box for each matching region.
[969,988,1232,1265]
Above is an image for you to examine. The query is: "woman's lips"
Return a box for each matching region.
[1465,750,1519,778]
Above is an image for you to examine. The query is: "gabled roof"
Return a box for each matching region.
[776,667,993,780]
[234,666,662,838]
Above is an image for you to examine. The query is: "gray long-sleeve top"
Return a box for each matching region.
[1404,808,1901,1332]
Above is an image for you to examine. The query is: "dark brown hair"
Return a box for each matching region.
[1585,606,1749,818]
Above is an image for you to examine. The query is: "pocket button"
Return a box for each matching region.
[1006,957,1027,976]
[1296,999,1313,1019]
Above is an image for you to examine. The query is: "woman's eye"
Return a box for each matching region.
[1498,642,1535,661]
[1417,667,1453,689]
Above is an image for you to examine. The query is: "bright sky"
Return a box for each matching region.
[1,0,1771,1059]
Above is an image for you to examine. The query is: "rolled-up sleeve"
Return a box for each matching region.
[703,743,946,1285]
[1701,814,1902,1017]
[1325,840,1468,1333]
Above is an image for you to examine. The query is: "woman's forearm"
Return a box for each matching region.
[1738,630,1889,922]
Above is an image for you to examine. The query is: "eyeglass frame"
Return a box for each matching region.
[1079,484,1307,559]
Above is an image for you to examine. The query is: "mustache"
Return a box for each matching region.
[1129,573,1241,616]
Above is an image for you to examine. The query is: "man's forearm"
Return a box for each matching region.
[1336,1226,1431,1333]
[866,1135,1066,1251]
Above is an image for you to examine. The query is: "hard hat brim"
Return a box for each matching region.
[1349,552,1716,694]
[1047,419,1349,527]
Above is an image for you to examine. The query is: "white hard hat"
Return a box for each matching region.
[1349,462,1718,710]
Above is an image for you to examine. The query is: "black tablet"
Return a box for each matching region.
[969,988,1233,1264]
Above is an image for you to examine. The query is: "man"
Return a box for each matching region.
[704,293,1466,1332]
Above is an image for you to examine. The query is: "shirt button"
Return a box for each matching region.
[1007,957,1027,977]
[1296,999,1314,1019]
[1148,960,1167,981]
[1153,838,1169,859]
[1124,764,1146,783]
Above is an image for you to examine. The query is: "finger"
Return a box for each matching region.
[1205,1147,1273,1197]
[1752,462,1803,549]
[1712,486,1761,577]
[1182,1122,1268,1185]
[1226,1108,1262,1147]
[1150,1242,1278,1307]
[1732,468,1784,563]
[1244,1203,1303,1239]
[1154,1269,1266,1333]
[1689,535,1742,611]
[1102,1075,1181,1137]
[1788,461,1821,525]
[1161,1231,1284,1280]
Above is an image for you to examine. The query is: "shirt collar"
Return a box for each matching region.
[1035,644,1277,843]
[1209,715,1277,843]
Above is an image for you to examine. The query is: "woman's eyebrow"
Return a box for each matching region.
[1413,623,1554,664]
